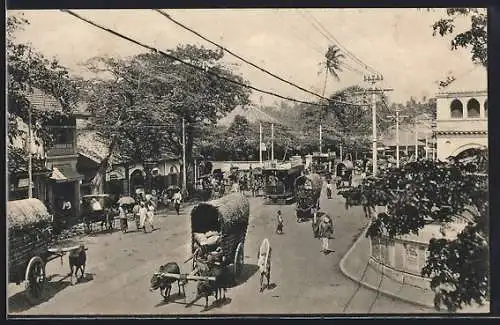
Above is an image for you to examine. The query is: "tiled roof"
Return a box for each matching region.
[24,88,64,112]
[77,130,110,163]
[217,104,281,128]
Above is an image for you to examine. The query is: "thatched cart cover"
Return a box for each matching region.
[191,192,250,234]
[8,199,52,231]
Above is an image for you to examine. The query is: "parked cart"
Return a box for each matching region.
[8,199,84,303]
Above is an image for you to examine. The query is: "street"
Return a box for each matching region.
[8,186,432,315]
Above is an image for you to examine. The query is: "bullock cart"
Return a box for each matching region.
[295,173,323,222]
[8,199,83,303]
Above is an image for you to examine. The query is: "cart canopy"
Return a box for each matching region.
[295,173,322,191]
[8,198,52,231]
[191,192,249,233]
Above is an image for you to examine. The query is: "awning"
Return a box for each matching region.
[50,165,84,183]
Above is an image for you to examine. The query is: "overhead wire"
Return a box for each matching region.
[300,9,381,76]
[61,10,328,108]
[62,10,367,108]
[154,9,352,105]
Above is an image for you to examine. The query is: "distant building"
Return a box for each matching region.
[77,118,181,197]
[435,67,488,160]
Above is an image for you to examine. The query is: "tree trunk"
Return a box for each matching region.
[322,66,329,97]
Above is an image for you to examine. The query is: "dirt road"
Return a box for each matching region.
[9,187,432,315]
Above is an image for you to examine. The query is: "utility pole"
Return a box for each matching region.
[28,103,33,199]
[182,118,187,191]
[425,136,429,159]
[340,143,343,161]
[387,107,408,168]
[271,123,274,162]
[414,128,418,161]
[259,123,263,166]
[319,125,322,154]
[364,73,385,176]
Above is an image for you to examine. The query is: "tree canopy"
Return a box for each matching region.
[361,153,488,311]
[83,44,251,191]
[431,8,487,67]
[7,14,80,173]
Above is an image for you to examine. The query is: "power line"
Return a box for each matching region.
[302,10,381,75]
[61,10,342,108]
[298,9,380,75]
[154,9,339,104]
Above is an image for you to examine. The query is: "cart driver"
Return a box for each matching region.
[207,246,224,266]
[91,198,102,211]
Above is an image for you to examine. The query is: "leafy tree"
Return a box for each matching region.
[318,45,345,96]
[85,45,250,192]
[431,8,487,67]
[361,154,488,311]
[8,14,80,174]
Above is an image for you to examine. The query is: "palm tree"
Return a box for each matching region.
[318,45,345,96]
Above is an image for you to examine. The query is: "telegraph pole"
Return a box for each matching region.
[259,123,263,166]
[340,143,343,161]
[182,118,187,191]
[364,73,384,176]
[387,107,408,168]
[319,125,322,154]
[28,103,33,199]
[271,123,274,162]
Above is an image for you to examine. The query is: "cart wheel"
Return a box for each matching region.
[24,256,46,303]
[234,242,244,277]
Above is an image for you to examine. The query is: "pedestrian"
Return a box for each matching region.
[118,203,128,233]
[311,207,319,238]
[326,180,333,199]
[138,201,148,233]
[318,213,334,254]
[146,201,155,232]
[172,189,182,215]
[132,202,141,230]
[275,210,284,235]
[231,180,240,193]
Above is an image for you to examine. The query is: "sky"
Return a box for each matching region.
[9,8,482,106]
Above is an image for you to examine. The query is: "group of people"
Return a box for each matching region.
[116,189,183,234]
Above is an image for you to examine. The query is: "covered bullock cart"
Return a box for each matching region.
[262,164,304,204]
[295,173,323,222]
[8,199,82,303]
[190,192,249,280]
[335,160,354,189]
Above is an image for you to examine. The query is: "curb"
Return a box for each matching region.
[339,222,435,309]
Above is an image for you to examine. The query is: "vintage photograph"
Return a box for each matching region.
[6,8,488,315]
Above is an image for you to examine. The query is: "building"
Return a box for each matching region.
[435,67,488,161]
[8,88,85,216]
[77,122,181,197]
[8,117,51,201]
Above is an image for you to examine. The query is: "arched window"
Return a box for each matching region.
[467,98,480,118]
[484,99,488,117]
[450,99,463,118]
[170,166,175,174]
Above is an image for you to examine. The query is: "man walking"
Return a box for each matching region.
[275,210,284,235]
[172,189,182,215]
[146,200,155,231]
[138,201,148,233]
[318,213,334,254]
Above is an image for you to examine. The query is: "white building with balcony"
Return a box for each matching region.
[435,67,487,160]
